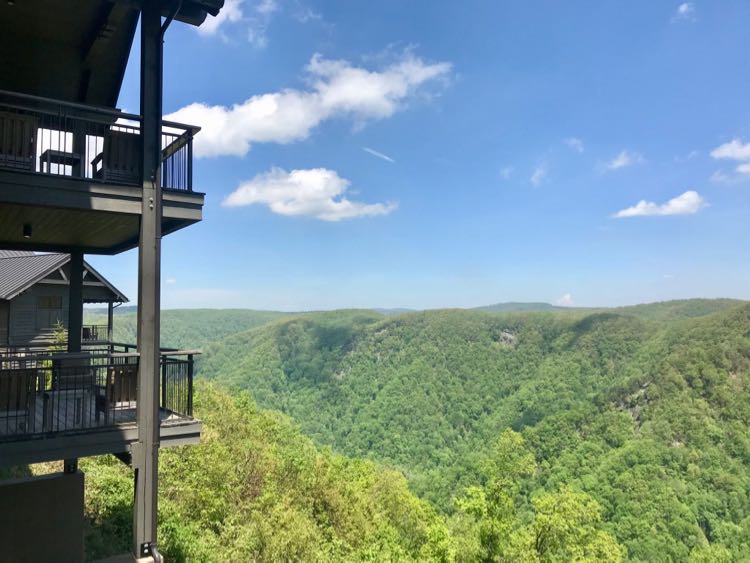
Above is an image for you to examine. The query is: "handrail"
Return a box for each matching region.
[0,351,141,362]
[0,89,200,136]
[1,348,200,362]
[0,88,141,121]
[160,349,201,356]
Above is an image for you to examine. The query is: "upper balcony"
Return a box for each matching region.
[0,90,205,255]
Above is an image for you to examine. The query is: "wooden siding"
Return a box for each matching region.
[8,283,69,346]
[0,300,8,346]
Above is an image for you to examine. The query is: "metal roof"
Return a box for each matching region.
[0,251,128,303]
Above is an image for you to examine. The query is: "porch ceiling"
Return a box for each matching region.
[0,0,225,107]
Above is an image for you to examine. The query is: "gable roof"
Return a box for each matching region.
[0,251,128,302]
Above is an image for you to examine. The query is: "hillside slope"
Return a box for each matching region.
[82,383,453,561]
[199,302,750,560]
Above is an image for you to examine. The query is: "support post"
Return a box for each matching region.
[133,1,163,558]
[65,251,84,473]
[107,301,114,347]
[67,252,83,354]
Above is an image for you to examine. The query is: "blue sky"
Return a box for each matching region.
[90,0,750,310]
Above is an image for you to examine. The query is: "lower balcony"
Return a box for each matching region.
[0,344,201,466]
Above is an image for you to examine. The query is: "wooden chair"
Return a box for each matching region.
[95,363,138,424]
[0,111,38,172]
[0,368,37,434]
[91,130,140,184]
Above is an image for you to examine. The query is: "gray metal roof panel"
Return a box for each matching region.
[0,253,68,300]
[0,253,129,303]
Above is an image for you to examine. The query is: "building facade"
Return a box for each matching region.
[0,2,224,560]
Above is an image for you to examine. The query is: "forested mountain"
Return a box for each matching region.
[198,301,750,560]
[474,302,577,313]
[84,309,290,350]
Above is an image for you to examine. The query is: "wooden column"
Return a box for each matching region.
[133,0,163,558]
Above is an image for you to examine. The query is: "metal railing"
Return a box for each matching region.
[82,325,109,343]
[0,89,198,191]
[0,345,197,441]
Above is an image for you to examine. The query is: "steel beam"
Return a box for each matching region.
[133,1,163,558]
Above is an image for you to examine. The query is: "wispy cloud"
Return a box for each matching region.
[530,165,547,186]
[604,150,644,172]
[709,138,750,181]
[672,2,696,22]
[167,51,452,158]
[362,147,395,163]
[198,0,279,48]
[197,0,243,37]
[564,137,584,153]
[499,166,513,180]
[223,167,397,221]
[613,190,706,218]
[556,293,574,307]
[674,149,699,162]
[294,5,323,23]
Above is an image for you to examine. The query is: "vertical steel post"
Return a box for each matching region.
[133,0,163,558]
[67,252,83,354]
[107,301,114,348]
[65,251,84,473]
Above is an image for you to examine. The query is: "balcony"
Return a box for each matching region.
[0,344,201,466]
[0,90,205,254]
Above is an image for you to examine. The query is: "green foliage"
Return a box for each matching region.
[198,301,750,560]
[83,308,290,350]
[83,383,452,562]
[457,431,623,562]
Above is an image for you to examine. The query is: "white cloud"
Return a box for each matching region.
[197,0,279,47]
[556,293,574,307]
[673,2,696,21]
[223,167,397,221]
[605,150,644,171]
[499,166,513,180]
[165,277,177,285]
[613,190,706,218]
[167,52,452,158]
[362,147,395,163]
[197,0,243,36]
[530,165,547,186]
[711,138,750,162]
[564,137,584,153]
[709,138,750,179]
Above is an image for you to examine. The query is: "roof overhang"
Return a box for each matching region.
[0,0,225,107]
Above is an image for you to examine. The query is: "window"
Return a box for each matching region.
[36,295,63,329]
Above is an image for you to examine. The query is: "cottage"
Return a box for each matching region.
[0,250,127,349]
